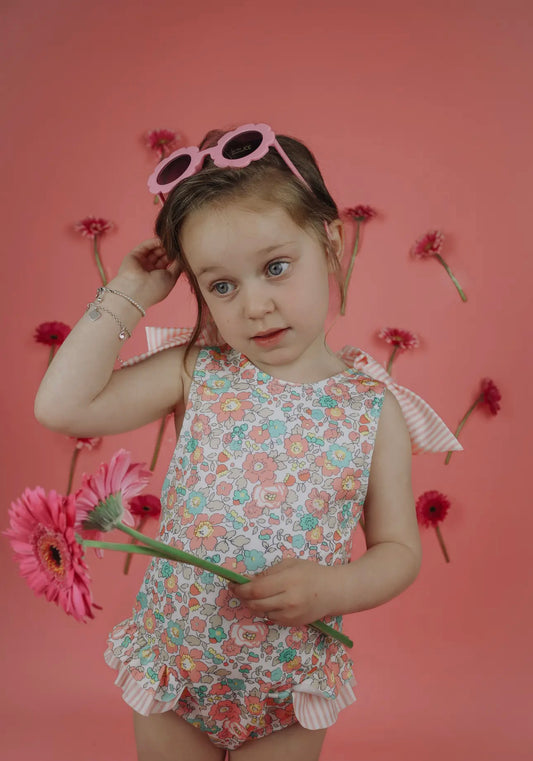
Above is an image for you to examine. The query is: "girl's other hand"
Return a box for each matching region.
[228,558,334,627]
[114,237,182,308]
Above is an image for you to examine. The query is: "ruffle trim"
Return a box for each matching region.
[104,647,355,729]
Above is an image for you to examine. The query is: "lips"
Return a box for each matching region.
[251,328,288,346]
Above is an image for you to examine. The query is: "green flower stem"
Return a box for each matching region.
[150,415,168,471]
[48,346,56,367]
[386,346,398,375]
[445,395,482,464]
[66,447,81,495]
[93,236,108,286]
[81,538,170,559]
[340,222,361,315]
[84,524,353,648]
[435,526,450,563]
[434,254,467,302]
[123,516,148,575]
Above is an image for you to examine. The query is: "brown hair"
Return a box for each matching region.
[155,125,341,361]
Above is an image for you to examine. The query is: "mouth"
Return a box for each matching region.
[251,328,288,346]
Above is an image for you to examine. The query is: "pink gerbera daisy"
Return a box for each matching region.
[74,216,113,239]
[342,205,377,222]
[128,494,162,520]
[4,488,98,622]
[378,327,420,374]
[75,449,152,556]
[146,129,181,160]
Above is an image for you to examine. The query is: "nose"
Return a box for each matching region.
[241,282,274,319]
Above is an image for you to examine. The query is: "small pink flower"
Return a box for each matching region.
[71,437,102,451]
[305,488,331,519]
[145,128,181,160]
[229,618,269,648]
[74,216,113,239]
[34,321,71,346]
[378,327,420,351]
[332,468,362,500]
[242,452,277,484]
[185,512,226,551]
[378,327,420,374]
[251,483,287,510]
[212,392,253,423]
[342,205,377,222]
[411,230,467,302]
[4,488,98,622]
[411,230,444,259]
[284,434,309,459]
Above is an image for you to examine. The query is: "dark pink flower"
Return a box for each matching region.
[480,378,501,415]
[146,129,181,160]
[378,327,420,351]
[74,216,113,239]
[128,494,162,519]
[4,487,98,622]
[342,205,377,222]
[411,230,444,259]
[34,321,71,346]
[416,490,450,527]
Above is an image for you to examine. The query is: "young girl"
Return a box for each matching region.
[35,123,446,761]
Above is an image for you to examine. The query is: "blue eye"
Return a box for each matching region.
[267,261,289,277]
[212,281,234,295]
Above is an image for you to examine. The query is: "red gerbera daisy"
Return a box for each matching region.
[4,488,98,622]
[129,494,162,520]
[416,490,450,527]
[34,321,71,366]
[123,494,162,575]
[339,204,377,315]
[445,377,502,463]
[416,490,451,563]
[378,327,420,374]
[480,378,501,415]
[342,205,377,222]
[34,321,71,346]
[411,230,466,302]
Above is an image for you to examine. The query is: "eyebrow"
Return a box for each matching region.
[196,242,293,277]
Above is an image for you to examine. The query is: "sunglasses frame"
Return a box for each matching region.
[147,122,311,199]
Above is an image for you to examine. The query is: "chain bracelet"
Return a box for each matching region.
[96,286,146,317]
[86,302,132,340]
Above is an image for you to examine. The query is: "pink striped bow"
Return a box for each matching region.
[338,346,462,454]
[122,327,461,455]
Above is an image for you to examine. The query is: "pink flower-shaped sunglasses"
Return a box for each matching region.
[147,123,311,200]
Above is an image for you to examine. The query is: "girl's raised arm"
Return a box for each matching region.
[35,238,186,437]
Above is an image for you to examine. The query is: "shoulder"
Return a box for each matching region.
[373,389,412,464]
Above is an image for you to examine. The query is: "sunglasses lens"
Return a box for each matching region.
[222,130,263,161]
[156,154,192,186]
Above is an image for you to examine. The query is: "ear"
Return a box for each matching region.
[325,219,345,271]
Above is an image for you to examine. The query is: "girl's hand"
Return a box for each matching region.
[113,237,182,308]
[228,558,334,627]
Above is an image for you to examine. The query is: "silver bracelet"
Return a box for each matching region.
[86,302,132,340]
[96,286,146,317]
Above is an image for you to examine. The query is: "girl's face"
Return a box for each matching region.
[181,198,343,383]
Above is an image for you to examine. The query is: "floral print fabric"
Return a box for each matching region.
[105,346,385,745]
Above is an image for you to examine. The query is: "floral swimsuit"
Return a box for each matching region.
[105,346,385,749]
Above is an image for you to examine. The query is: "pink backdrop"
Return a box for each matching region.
[2,1,532,759]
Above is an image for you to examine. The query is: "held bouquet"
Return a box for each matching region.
[4,449,352,649]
